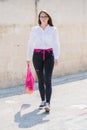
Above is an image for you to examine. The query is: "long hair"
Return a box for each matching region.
[38,10,54,26]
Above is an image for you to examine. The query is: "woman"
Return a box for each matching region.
[27,10,60,112]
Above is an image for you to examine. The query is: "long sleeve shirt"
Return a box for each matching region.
[27,25,60,61]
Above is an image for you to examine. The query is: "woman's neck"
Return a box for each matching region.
[40,24,48,30]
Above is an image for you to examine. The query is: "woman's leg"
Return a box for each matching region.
[44,52,54,104]
[33,52,45,101]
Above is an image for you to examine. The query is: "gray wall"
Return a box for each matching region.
[0,0,87,88]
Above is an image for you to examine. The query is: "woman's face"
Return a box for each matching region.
[39,12,49,25]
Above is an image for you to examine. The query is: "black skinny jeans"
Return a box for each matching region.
[33,50,54,104]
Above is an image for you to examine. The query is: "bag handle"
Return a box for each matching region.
[27,64,31,74]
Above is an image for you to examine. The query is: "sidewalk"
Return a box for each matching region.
[0,72,87,130]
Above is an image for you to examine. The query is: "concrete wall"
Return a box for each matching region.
[0,0,87,88]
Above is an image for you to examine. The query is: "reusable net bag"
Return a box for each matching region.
[25,65,34,94]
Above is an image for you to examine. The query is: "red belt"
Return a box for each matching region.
[34,48,53,60]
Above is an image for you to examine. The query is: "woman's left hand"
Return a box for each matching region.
[54,59,58,66]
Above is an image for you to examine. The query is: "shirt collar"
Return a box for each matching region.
[39,24,50,31]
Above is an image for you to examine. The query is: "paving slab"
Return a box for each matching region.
[0,72,87,130]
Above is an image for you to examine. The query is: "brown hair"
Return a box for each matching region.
[38,10,54,26]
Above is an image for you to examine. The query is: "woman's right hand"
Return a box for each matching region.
[27,60,30,66]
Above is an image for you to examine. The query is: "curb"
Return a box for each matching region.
[0,71,87,98]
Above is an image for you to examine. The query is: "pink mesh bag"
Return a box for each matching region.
[25,65,34,94]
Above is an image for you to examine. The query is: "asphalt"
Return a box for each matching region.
[0,71,87,130]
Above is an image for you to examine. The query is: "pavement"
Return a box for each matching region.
[0,71,87,130]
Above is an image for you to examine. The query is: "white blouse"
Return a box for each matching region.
[27,25,60,61]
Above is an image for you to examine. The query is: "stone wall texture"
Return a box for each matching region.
[0,0,87,88]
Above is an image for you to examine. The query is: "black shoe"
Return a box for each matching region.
[39,101,46,109]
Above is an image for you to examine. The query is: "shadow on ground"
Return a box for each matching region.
[14,104,49,128]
